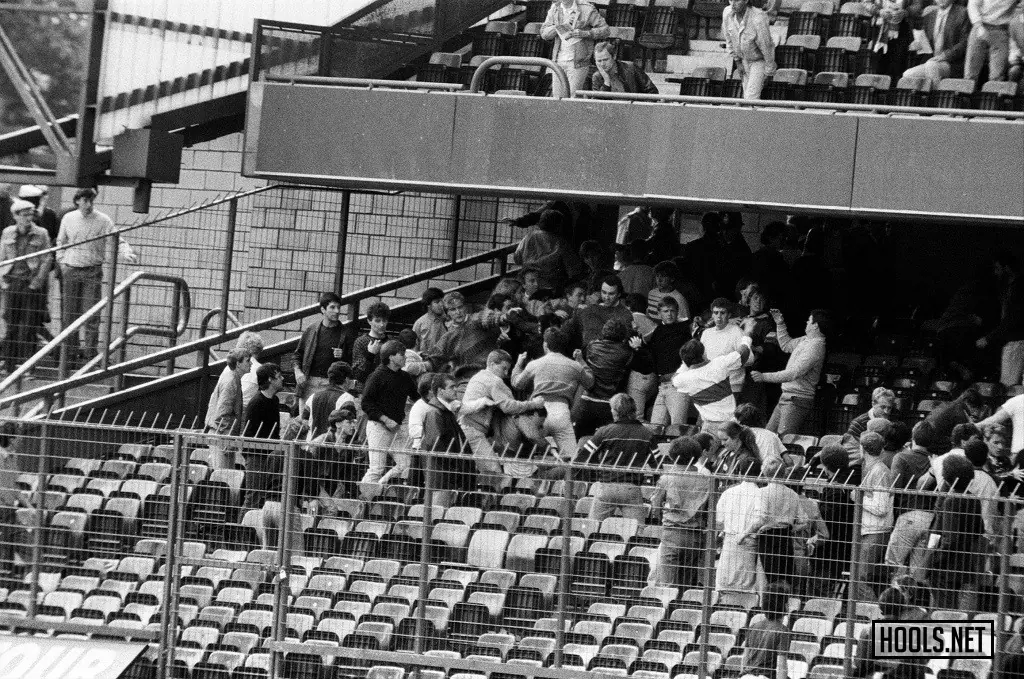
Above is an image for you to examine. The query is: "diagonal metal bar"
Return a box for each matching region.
[0,22,72,154]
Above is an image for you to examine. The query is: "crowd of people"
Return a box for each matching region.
[0,185,136,373]
[193,203,1023,638]
[536,0,1024,101]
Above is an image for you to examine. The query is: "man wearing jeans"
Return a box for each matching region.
[55,188,137,363]
[723,0,777,99]
[540,0,610,96]
[964,0,1019,82]
[358,340,419,499]
[579,393,657,522]
[752,309,830,436]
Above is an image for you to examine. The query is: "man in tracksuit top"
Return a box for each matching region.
[359,340,419,499]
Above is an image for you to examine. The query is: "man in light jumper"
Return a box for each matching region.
[55,188,137,362]
[751,308,830,436]
[512,327,594,459]
[698,297,749,398]
[460,349,544,492]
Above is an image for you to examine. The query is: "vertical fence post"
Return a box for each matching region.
[414,450,435,656]
[842,492,866,679]
[271,440,298,679]
[450,195,462,265]
[28,421,49,618]
[697,478,718,679]
[158,431,185,678]
[101,234,118,371]
[116,286,131,391]
[220,198,238,336]
[996,502,1013,675]
[334,191,350,294]
[552,466,576,668]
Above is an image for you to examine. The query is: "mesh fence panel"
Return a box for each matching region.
[0,415,1020,679]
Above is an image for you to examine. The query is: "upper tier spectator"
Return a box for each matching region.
[965,0,1019,82]
[903,0,971,87]
[540,0,611,96]
[975,253,1024,387]
[0,200,50,372]
[563,274,633,349]
[874,0,915,82]
[585,41,658,93]
[412,287,446,355]
[1010,7,1023,80]
[294,292,347,401]
[752,308,829,436]
[55,188,138,363]
[513,209,583,293]
[723,0,777,100]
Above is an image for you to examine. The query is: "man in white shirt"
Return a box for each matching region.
[540,0,610,95]
[698,297,749,398]
[964,0,1019,81]
[978,392,1024,456]
[55,188,137,362]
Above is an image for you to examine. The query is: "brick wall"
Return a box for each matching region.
[88,133,535,366]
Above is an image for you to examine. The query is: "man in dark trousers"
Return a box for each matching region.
[584,42,659,93]
[242,362,285,509]
[359,339,419,499]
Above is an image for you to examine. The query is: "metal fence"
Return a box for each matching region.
[0,415,1020,679]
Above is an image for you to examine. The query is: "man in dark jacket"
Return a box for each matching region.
[977,253,1024,388]
[359,340,419,498]
[584,42,659,94]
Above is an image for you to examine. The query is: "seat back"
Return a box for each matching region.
[813,71,849,87]
[773,68,809,86]
[854,73,891,90]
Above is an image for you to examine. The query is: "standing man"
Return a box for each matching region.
[352,301,391,387]
[460,350,543,493]
[723,0,777,100]
[976,253,1023,388]
[964,0,1018,83]
[672,322,754,433]
[563,274,634,350]
[512,327,594,459]
[540,0,611,96]
[579,393,658,522]
[359,340,420,498]
[585,42,659,93]
[241,363,285,509]
[293,292,347,401]
[699,297,749,399]
[0,200,50,371]
[55,188,138,363]
[412,287,447,355]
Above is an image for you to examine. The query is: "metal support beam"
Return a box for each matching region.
[220,199,238,335]
[0,23,72,157]
[72,0,109,186]
[334,190,350,293]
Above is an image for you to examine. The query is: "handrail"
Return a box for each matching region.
[470,56,570,99]
[199,308,243,362]
[574,89,1024,120]
[0,244,515,411]
[0,271,190,396]
[263,75,463,91]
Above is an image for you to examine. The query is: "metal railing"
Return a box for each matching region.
[0,417,1019,679]
[0,270,190,409]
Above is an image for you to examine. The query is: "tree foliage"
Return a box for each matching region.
[0,0,90,134]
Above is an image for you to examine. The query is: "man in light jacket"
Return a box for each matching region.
[722,0,777,99]
[541,0,611,95]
